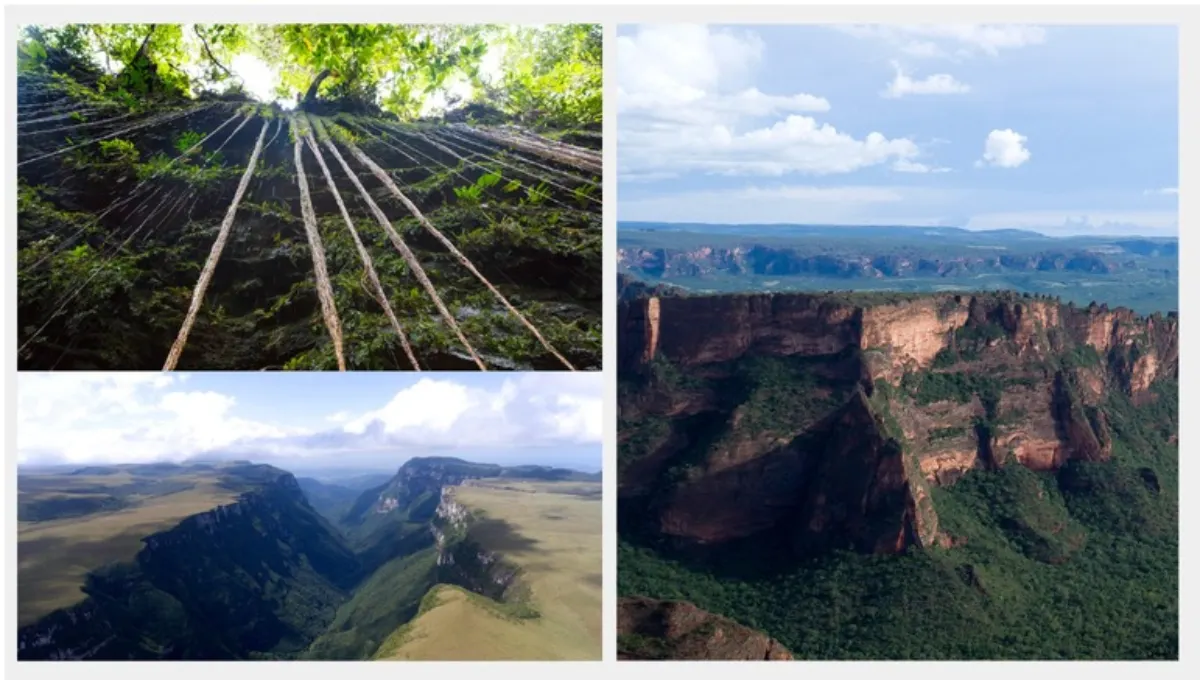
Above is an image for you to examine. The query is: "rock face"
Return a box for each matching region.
[619,289,1178,389]
[431,488,523,602]
[17,470,359,660]
[618,287,1178,558]
[618,597,793,661]
[343,457,594,527]
[618,243,1164,282]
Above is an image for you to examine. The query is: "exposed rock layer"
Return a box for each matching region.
[618,596,793,661]
[618,287,1177,557]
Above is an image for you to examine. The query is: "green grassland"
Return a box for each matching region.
[376,480,602,660]
[17,467,240,625]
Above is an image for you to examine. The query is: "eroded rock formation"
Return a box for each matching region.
[618,286,1177,558]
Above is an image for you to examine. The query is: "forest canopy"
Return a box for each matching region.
[17,24,603,372]
[16,23,602,127]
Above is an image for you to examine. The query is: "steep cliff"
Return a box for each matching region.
[17,468,360,660]
[619,285,1178,659]
[619,244,1155,280]
[431,488,527,606]
[619,288,1177,558]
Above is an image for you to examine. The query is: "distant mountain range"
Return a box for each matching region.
[618,222,1178,314]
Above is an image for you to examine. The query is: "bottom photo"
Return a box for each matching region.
[16,372,602,661]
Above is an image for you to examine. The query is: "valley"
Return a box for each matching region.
[16,457,602,661]
[616,279,1178,660]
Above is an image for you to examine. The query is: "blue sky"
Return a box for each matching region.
[17,373,602,472]
[617,24,1178,236]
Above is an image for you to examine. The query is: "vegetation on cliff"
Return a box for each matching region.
[17,24,602,371]
[18,457,601,661]
[617,290,1178,659]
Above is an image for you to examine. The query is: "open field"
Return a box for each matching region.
[377,480,602,660]
[18,473,238,625]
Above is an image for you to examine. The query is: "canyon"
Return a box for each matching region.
[18,457,598,661]
[617,278,1178,659]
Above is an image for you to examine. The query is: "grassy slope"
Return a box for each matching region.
[303,547,439,660]
[377,480,602,660]
[18,473,237,625]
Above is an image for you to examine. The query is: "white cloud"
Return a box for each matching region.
[343,375,601,447]
[17,374,292,465]
[839,24,1047,59]
[1143,187,1179,196]
[893,159,952,174]
[882,61,971,98]
[18,374,603,467]
[978,129,1031,168]
[618,25,922,180]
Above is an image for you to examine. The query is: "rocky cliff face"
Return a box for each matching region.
[619,289,1178,558]
[618,596,793,661]
[18,471,358,660]
[430,487,522,602]
[619,245,1142,281]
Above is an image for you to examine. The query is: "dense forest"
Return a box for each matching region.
[617,293,1179,660]
[17,24,602,371]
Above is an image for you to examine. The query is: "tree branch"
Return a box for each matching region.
[193,26,240,86]
[303,68,333,105]
[132,24,158,65]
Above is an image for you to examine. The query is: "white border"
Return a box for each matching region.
[3,2,1195,678]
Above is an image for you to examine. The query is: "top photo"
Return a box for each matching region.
[15,23,602,372]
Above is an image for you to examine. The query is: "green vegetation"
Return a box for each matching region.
[19,459,602,661]
[620,423,1177,660]
[17,24,602,371]
[304,548,438,660]
[617,292,1177,659]
[17,466,242,625]
[732,355,849,434]
[18,464,361,659]
[375,480,602,660]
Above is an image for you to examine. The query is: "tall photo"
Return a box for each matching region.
[615,24,1178,661]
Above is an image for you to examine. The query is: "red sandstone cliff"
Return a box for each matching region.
[618,290,1177,557]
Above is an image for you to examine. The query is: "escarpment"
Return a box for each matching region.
[618,289,1178,559]
[431,489,523,601]
[17,470,359,660]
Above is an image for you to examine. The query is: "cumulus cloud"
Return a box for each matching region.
[882,61,971,98]
[17,374,603,467]
[618,24,922,180]
[342,374,601,447]
[978,129,1031,168]
[17,374,291,465]
[839,24,1047,59]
